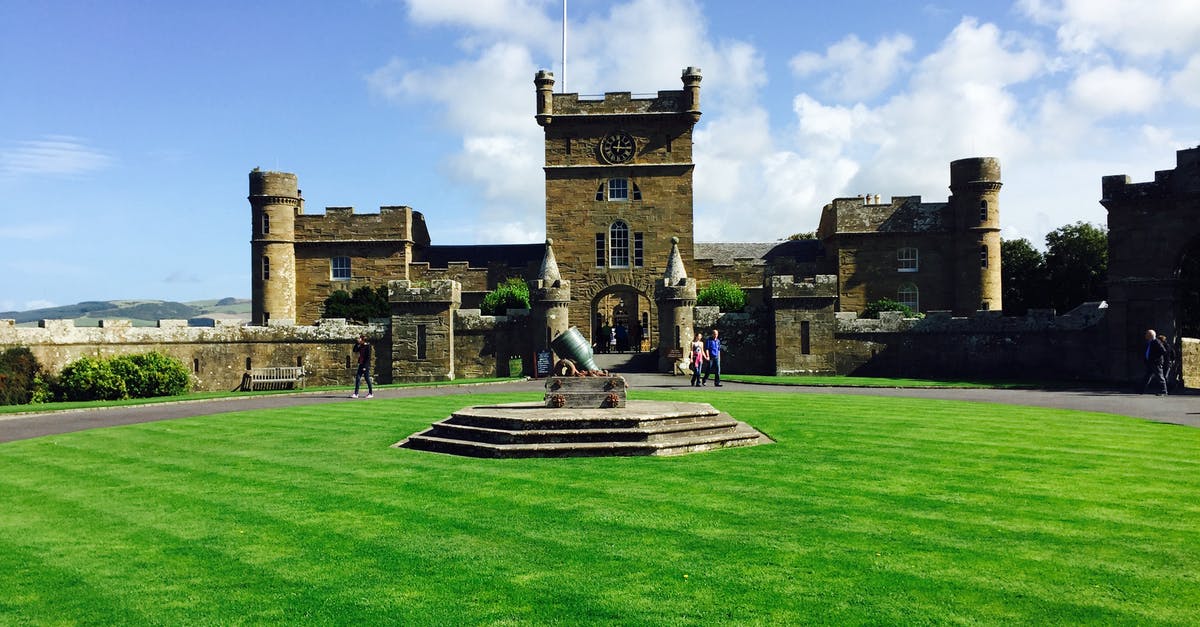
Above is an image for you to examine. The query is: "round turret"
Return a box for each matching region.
[948,158,1003,313]
[535,70,556,127]
[681,67,702,123]
[249,169,301,325]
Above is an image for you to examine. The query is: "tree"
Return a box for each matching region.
[1001,238,1048,315]
[697,279,747,312]
[784,231,817,241]
[1044,221,1107,313]
[481,278,530,315]
[323,286,390,322]
[862,298,918,319]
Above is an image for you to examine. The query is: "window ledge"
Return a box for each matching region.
[897,268,919,273]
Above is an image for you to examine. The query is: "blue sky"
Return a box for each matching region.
[2,0,1198,311]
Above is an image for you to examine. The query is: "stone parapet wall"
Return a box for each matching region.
[0,318,385,391]
[294,206,415,241]
[1182,338,1199,389]
[832,303,1109,380]
[454,309,531,379]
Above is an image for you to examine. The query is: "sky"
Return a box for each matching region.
[2,0,1199,311]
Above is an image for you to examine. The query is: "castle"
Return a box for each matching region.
[250,68,1004,374]
[4,68,1196,389]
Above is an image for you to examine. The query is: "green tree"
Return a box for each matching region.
[0,346,41,405]
[323,286,390,323]
[785,231,817,241]
[59,356,127,401]
[1044,221,1107,313]
[481,278,531,315]
[697,279,747,312]
[1001,238,1048,315]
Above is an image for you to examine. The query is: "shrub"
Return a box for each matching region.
[697,279,747,312]
[0,347,41,405]
[30,372,57,404]
[481,278,531,315]
[323,286,390,323]
[862,298,920,319]
[110,352,191,398]
[59,356,128,401]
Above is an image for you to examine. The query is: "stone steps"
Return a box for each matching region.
[395,400,772,458]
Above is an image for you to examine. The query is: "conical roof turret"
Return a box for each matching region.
[663,236,688,285]
[539,238,562,285]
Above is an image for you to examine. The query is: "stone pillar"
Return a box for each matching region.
[655,237,697,372]
[389,280,461,382]
[769,275,840,375]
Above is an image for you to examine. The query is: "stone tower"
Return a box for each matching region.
[249,169,301,325]
[535,67,703,345]
[949,157,1003,313]
[528,238,572,359]
[654,237,697,372]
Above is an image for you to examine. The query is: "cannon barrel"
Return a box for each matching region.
[550,326,600,372]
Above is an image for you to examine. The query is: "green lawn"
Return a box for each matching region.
[1,391,1198,624]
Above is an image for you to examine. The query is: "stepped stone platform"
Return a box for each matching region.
[395,400,772,458]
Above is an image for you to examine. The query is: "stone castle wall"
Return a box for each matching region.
[0,318,385,391]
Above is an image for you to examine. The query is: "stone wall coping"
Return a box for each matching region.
[0,320,386,345]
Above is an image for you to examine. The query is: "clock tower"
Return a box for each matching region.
[534,67,703,348]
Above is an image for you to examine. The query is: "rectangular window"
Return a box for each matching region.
[980,245,989,268]
[261,213,270,235]
[331,256,351,280]
[565,137,571,155]
[595,233,605,267]
[801,321,811,355]
[261,256,270,280]
[609,222,630,267]
[608,178,629,201]
[416,324,428,360]
[897,247,918,272]
[980,200,988,222]
[633,232,644,267]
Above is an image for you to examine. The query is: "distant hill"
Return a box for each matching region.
[1,298,251,326]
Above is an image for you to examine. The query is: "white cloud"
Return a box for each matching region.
[1069,66,1162,115]
[405,0,558,46]
[1170,54,1200,107]
[1018,0,1200,57]
[789,34,914,101]
[0,136,115,178]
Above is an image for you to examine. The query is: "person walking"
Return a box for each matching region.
[1159,333,1178,391]
[1142,329,1168,396]
[351,334,374,399]
[689,332,706,387]
[702,328,723,387]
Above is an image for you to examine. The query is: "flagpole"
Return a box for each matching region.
[561,0,567,93]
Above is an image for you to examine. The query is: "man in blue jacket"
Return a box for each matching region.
[702,329,722,387]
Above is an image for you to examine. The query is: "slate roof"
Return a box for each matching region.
[694,239,823,265]
[419,244,544,269]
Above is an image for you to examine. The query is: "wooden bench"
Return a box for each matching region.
[241,366,306,391]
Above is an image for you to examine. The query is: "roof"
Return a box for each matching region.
[694,240,823,265]
[419,244,543,269]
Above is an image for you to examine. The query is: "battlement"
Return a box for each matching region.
[768,274,838,300]
[388,279,461,305]
[836,301,1107,334]
[827,196,947,233]
[1102,146,1200,202]
[552,90,689,116]
[294,205,417,241]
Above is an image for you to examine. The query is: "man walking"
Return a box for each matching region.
[351,334,374,399]
[1142,329,1167,396]
[702,328,722,387]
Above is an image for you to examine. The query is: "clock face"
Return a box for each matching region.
[600,131,635,164]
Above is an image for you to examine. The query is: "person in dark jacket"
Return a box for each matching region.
[1142,329,1168,396]
[351,334,374,398]
[1159,333,1178,391]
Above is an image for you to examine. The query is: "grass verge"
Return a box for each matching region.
[1,390,1197,624]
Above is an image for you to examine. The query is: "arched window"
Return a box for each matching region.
[980,244,989,268]
[980,199,988,222]
[609,221,630,267]
[898,284,919,312]
[897,247,918,272]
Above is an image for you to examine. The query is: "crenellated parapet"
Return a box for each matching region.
[768,274,837,301]
[295,205,418,242]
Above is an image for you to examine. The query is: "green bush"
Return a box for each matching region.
[110,352,191,398]
[481,278,531,315]
[0,347,41,405]
[59,356,128,401]
[862,298,920,319]
[697,279,747,312]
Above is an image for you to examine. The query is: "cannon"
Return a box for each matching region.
[549,326,601,373]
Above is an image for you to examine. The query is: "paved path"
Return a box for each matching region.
[1,375,1195,444]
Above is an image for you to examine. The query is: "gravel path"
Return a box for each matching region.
[1,374,1195,444]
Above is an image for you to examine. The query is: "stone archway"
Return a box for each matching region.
[591,285,654,354]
